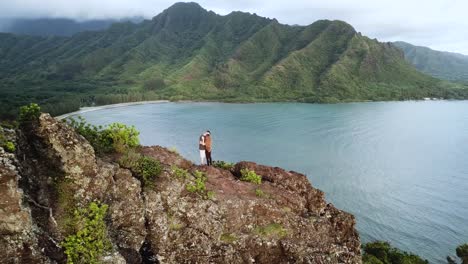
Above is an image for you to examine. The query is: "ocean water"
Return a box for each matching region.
[76,101,468,263]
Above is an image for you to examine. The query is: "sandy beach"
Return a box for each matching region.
[55,100,170,120]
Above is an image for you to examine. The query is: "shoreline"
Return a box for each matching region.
[55,100,170,120]
[55,98,463,120]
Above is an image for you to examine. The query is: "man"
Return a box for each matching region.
[205,130,212,166]
[199,132,207,165]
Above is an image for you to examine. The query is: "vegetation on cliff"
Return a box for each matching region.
[67,116,139,153]
[362,242,428,264]
[1,2,467,119]
[61,202,112,264]
[456,243,468,264]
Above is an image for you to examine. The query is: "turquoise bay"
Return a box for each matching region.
[76,101,468,263]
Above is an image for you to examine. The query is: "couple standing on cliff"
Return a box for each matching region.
[199,130,212,165]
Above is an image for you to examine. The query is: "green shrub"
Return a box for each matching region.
[213,160,234,170]
[457,243,468,263]
[19,103,41,123]
[133,156,162,188]
[61,202,111,264]
[67,117,112,153]
[240,168,262,184]
[362,241,428,264]
[118,150,162,188]
[107,123,140,153]
[186,170,214,200]
[171,165,189,179]
[3,141,15,153]
[186,170,206,193]
[67,117,139,154]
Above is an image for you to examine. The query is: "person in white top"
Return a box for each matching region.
[199,132,207,165]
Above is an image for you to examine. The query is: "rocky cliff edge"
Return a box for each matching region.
[0,113,361,263]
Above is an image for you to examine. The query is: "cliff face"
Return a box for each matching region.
[0,113,361,263]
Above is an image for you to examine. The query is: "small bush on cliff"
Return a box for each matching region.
[119,150,162,188]
[19,103,41,123]
[186,170,214,200]
[61,202,111,264]
[457,243,468,264]
[240,168,262,184]
[213,160,234,170]
[107,122,140,152]
[3,141,15,152]
[362,241,428,264]
[67,117,139,153]
[186,170,207,193]
[171,165,189,179]
[134,156,162,188]
[118,149,142,168]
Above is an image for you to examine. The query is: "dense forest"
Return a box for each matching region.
[1,2,467,119]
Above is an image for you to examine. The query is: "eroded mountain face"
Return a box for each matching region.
[0,113,361,263]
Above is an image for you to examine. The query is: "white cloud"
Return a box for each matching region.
[1,0,467,54]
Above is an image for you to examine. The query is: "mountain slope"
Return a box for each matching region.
[0,2,467,118]
[394,41,468,82]
[0,17,144,36]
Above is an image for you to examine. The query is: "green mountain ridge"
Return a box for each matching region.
[0,17,144,37]
[393,41,468,82]
[1,2,467,118]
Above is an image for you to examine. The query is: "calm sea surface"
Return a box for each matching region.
[76,101,468,263]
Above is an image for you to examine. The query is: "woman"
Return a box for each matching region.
[199,132,206,165]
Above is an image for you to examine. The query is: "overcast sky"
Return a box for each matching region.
[1,0,467,55]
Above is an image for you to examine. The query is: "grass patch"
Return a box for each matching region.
[240,168,262,184]
[254,223,287,238]
[220,233,237,243]
[255,188,269,198]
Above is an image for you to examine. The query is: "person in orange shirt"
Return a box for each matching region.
[205,130,212,166]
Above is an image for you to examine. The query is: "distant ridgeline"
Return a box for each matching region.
[394,41,468,83]
[1,2,467,119]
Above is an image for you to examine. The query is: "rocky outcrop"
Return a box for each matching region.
[0,144,47,263]
[0,113,361,263]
